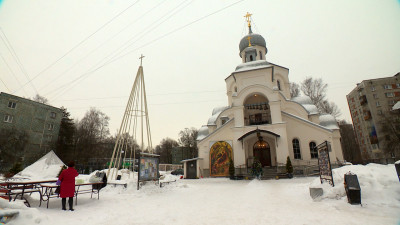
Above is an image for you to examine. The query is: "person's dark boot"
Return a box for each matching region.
[62,198,66,210]
[68,197,74,211]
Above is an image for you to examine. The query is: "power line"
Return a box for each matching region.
[0,53,28,95]
[0,27,38,94]
[39,0,169,91]
[0,76,11,92]
[66,98,227,110]
[14,0,141,93]
[48,0,195,101]
[56,90,225,101]
[48,0,244,101]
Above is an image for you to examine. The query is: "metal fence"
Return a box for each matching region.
[159,164,182,171]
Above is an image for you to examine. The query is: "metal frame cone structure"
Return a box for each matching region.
[107,55,152,180]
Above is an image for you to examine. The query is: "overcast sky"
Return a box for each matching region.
[1,0,399,146]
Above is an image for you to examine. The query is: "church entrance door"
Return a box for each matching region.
[253,139,271,167]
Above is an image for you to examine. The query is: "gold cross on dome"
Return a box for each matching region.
[244,12,252,27]
[139,54,145,66]
[247,36,252,47]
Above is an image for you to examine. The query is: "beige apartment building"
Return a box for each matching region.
[347,73,400,163]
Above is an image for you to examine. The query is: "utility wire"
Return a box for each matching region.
[0,76,11,92]
[48,0,195,101]
[39,0,168,91]
[57,90,224,101]
[0,53,28,95]
[48,0,244,101]
[66,98,227,109]
[0,28,38,94]
[107,0,246,66]
[14,0,141,93]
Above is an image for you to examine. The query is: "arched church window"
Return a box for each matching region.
[250,55,253,61]
[292,138,301,159]
[259,51,262,60]
[277,80,281,91]
[309,142,318,159]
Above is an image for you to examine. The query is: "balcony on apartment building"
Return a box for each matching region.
[363,110,372,121]
[359,95,368,105]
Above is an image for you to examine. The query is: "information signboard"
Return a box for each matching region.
[317,141,334,187]
[137,153,160,190]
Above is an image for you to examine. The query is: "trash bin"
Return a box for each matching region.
[395,163,400,182]
[344,173,361,205]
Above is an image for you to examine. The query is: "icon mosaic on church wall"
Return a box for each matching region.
[210,141,233,177]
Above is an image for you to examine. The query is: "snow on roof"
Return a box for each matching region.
[181,157,203,163]
[234,60,271,73]
[197,125,209,141]
[392,101,400,110]
[395,160,400,164]
[302,104,319,115]
[15,150,65,180]
[291,96,313,105]
[208,106,229,125]
[212,106,229,116]
[319,114,339,129]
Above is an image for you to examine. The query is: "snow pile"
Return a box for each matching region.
[15,151,65,180]
[310,164,400,206]
[0,198,48,224]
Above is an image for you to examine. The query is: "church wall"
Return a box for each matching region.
[283,113,339,166]
[198,121,235,176]
[281,101,309,120]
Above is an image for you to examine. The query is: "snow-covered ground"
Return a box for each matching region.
[1,164,399,225]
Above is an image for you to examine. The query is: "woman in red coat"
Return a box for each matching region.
[58,161,79,211]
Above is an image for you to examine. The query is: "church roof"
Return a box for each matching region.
[319,114,339,129]
[234,60,271,72]
[207,106,230,125]
[239,32,267,53]
[290,96,319,115]
[196,125,209,141]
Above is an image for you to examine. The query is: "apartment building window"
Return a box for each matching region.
[48,123,54,130]
[371,86,376,91]
[373,94,378,99]
[7,101,16,109]
[4,115,13,123]
[376,101,380,107]
[385,92,394,97]
[383,84,392,90]
[397,83,400,88]
[358,91,363,96]
[50,112,56,119]
[377,110,382,115]
[388,100,396,105]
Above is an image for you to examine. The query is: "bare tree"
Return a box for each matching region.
[32,94,49,104]
[300,77,341,118]
[178,127,198,158]
[301,77,327,106]
[320,100,342,118]
[290,82,300,98]
[379,112,400,158]
[155,138,179,164]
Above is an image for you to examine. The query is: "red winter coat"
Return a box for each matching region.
[59,167,79,198]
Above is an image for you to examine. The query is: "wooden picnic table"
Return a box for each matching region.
[40,182,104,208]
[0,179,57,207]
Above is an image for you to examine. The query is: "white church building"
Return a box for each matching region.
[192,14,344,178]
